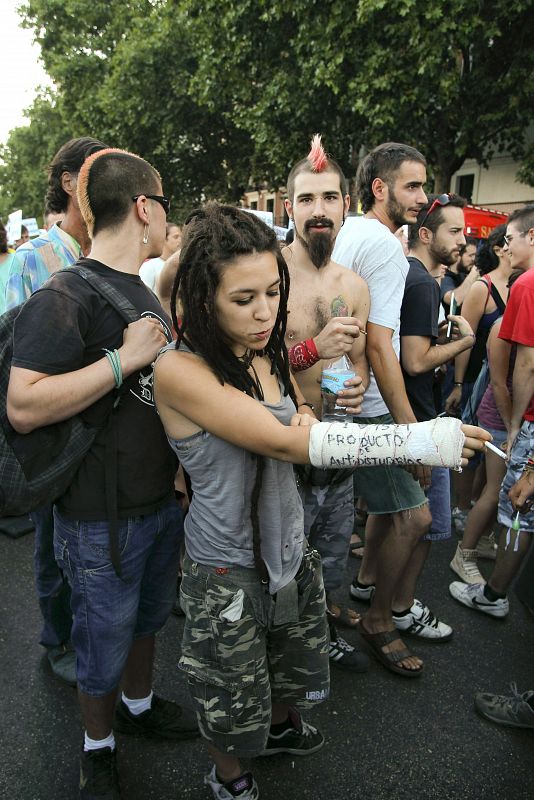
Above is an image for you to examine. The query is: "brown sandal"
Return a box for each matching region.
[359,622,423,678]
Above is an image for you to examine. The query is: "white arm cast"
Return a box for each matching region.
[309,417,465,472]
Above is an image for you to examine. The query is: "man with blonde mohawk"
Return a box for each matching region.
[283,135,371,671]
[7,148,198,799]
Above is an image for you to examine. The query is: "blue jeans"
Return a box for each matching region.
[424,467,451,542]
[53,500,183,696]
[30,504,72,649]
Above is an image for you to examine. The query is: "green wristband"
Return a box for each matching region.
[103,349,123,388]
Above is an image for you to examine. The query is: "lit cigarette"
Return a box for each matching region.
[485,441,507,460]
[359,329,367,336]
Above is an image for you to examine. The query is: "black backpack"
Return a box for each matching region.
[0,265,139,517]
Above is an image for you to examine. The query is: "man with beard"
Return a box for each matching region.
[399,194,475,613]
[441,237,479,317]
[283,135,371,672]
[333,143,450,677]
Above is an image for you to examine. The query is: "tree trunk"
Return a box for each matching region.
[433,155,465,195]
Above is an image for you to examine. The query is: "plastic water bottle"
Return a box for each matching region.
[321,354,356,420]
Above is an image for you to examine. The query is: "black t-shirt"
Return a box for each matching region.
[440,269,464,316]
[400,257,440,422]
[12,258,176,519]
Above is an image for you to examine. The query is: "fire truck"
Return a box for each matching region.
[463,205,508,240]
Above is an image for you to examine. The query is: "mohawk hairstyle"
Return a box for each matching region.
[77,148,161,236]
[308,134,328,173]
[286,134,347,203]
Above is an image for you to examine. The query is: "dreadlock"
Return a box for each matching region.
[171,202,296,583]
[171,202,296,406]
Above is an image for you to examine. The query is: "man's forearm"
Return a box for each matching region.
[403,336,473,377]
[7,357,119,433]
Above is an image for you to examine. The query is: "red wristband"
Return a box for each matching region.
[288,338,320,372]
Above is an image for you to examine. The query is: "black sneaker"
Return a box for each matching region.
[113,694,199,740]
[260,707,324,756]
[80,747,120,799]
[204,766,259,799]
[329,635,369,672]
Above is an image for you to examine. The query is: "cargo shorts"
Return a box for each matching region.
[179,550,330,757]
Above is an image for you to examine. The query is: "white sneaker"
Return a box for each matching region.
[449,581,509,618]
[450,544,486,584]
[205,766,259,800]
[393,599,453,640]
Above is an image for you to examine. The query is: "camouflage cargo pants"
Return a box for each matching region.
[179,550,329,757]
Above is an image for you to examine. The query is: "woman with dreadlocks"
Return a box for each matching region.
[154,202,489,800]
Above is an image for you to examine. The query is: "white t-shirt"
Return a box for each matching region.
[139,257,164,291]
[333,217,409,417]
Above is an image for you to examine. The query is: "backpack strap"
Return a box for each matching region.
[65,265,140,324]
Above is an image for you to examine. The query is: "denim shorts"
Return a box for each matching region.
[352,413,427,514]
[423,466,451,542]
[179,550,329,757]
[53,500,183,696]
[499,421,534,533]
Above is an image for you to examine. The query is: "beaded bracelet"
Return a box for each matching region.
[103,348,123,389]
[288,338,320,372]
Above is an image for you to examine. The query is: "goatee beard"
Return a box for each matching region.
[297,219,335,269]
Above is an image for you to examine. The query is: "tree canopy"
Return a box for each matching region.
[1,0,533,222]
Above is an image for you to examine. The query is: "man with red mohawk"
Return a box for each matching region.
[283,135,371,672]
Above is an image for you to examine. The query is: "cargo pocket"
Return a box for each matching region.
[179,656,257,734]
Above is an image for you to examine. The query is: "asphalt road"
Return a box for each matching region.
[1,529,533,800]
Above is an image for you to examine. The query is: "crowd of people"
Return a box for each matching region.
[1,135,533,800]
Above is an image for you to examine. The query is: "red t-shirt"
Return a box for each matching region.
[499,269,534,420]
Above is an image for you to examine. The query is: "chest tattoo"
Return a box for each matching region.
[288,293,351,340]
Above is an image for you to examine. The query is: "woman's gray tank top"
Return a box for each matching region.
[161,344,304,594]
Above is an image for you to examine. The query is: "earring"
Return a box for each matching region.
[142,224,149,245]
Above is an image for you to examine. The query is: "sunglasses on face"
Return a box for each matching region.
[418,193,451,229]
[132,194,171,215]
